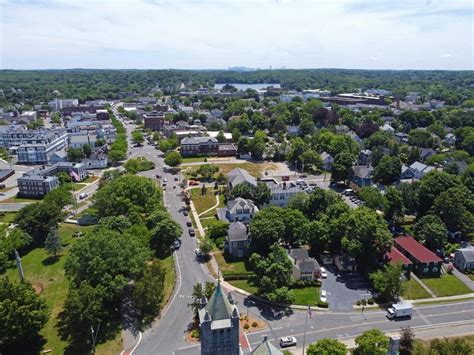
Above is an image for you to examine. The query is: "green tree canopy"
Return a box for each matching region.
[373,155,402,185]
[354,329,389,355]
[369,263,403,301]
[164,151,182,167]
[306,338,347,355]
[15,202,63,244]
[413,214,448,251]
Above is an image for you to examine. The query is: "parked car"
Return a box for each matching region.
[320,290,327,303]
[279,337,297,348]
[173,240,181,249]
[195,248,202,257]
[183,210,189,216]
[156,174,161,179]
[174,177,179,181]
[79,193,88,199]
[320,267,328,278]
[189,228,195,237]
[186,221,192,227]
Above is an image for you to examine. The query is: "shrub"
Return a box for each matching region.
[243,323,249,330]
[318,301,329,308]
[222,272,255,281]
[367,298,375,305]
[361,299,367,306]
[252,321,258,328]
[356,300,361,306]
[191,329,200,339]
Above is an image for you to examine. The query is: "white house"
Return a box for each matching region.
[381,123,395,134]
[409,161,435,180]
[225,198,259,223]
[320,151,334,171]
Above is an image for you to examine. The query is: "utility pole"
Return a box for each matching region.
[91,320,101,354]
[15,250,24,281]
[302,305,309,355]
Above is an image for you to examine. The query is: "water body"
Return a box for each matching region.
[213,83,281,90]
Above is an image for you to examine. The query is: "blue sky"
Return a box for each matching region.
[1,0,473,70]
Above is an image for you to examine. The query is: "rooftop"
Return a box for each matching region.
[394,236,442,263]
[385,246,412,266]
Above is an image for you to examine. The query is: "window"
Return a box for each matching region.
[423,267,429,273]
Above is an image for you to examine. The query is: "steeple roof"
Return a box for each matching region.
[205,281,234,321]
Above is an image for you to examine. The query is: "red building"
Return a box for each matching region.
[394,236,442,277]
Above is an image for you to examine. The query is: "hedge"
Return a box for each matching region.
[222,272,255,281]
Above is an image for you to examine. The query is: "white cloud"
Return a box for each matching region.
[0,0,473,69]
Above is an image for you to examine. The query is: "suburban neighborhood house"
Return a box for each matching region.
[225,221,251,258]
[227,167,257,190]
[288,248,321,281]
[453,248,474,272]
[222,197,259,223]
[393,236,443,277]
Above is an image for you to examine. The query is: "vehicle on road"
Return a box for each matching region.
[183,210,189,216]
[279,337,297,348]
[189,228,195,237]
[163,177,168,183]
[320,290,327,303]
[79,193,89,199]
[386,302,412,320]
[343,189,355,196]
[156,174,161,179]
[186,221,192,227]
[173,240,181,249]
[320,267,328,278]
[174,177,178,181]
[195,248,202,257]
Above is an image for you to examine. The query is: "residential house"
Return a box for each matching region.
[227,168,257,190]
[49,150,68,164]
[420,148,436,162]
[217,143,238,157]
[381,123,395,134]
[82,153,108,169]
[385,247,413,279]
[287,125,300,136]
[334,255,358,272]
[225,198,259,223]
[334,125,349,134]
[453,248,474,272]
[266,180,305,208]
[358,149,373,166]
[444,133,456,146]
[320,152,334,171]
[198,282,240,355]
[225,221,250,258]
[400,165,415,180]
[394,236,442,277]
[409,161,435,180]
[394,132,409,144]
[350,165,374,187]
[288,248,321,281]
[348,131,364,147]
[69,133,98,149]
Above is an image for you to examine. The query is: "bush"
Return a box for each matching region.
[191,329,200,339]
[356,300,361,306]
[361,299,367,306]
[252,321,258,328]
[243,323,249,330]
[367,298,375,305]
[222,272,255,281]
[290,279,320,289]
[317,301,329,308]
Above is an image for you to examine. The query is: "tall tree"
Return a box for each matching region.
[384,187,404,223]
[369,263,403,301]
[354,329,389,355]
[399,327,415,355]
[15,202,63,244]
[164,151,182,167]
[0,278,49,348]
[373,155,402,185]
[413,214,448,251]
[44,228,63,258]
[249,207,286,253]
[307,338,347,355]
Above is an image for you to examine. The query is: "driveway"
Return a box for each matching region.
[320,265,372,311]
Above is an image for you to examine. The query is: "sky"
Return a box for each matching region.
[0,0,473,70]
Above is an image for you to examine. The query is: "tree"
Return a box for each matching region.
[424,337,472,355]
[331,151,355,183]
[249,244,294,303]
[433,185,474,236]
[461,163,474,192]
[249,207,286,253]
[207,220,229,240]
[281,208,308,245]
[384,187,404,223]
[147,209,182,252]
[131,262,165,327]
[287,192,309,214]
[418,171,460,215]
[373,155,402,185]
[15,202,63,244]
[197,164,219,179]
[299,117,316,136]
[44,228,63,258]
[190,282,216,314]
[82,144,92,158]
[307,338,347,355]
[216,130,226,143]
[131,130,144,145]
[358,186,386,210]
[57,171,72,185]
[399,326,415,355]
[93,175,161,219]
[300,149,323,173]
[354,329,389,355]
[249,130,266,160]
[231,128,241,143]
[199,237,213,257]
[413,214,448,251]
[65,228,150,299]
[67,147,84,162]
[369,263,403,301]
[0,278,49,348]
[399,182,419,215]
[164,151,182,167]
[43,185,73,208]
[253,182,271,205]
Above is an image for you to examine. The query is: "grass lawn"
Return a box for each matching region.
[181,157,208,163]
[0,211,17,224]
[190,188,219,215]
[215,252,250,274]
[82,175,99,184]
[2,223,97,354]
[69,183,87,191]
[421,274,472,297]
[468,274,474,281]
[228,280,258,294]
[292,287,320,306]
[2,195,39,203]
[402,278,431,300]
[215,162,278,178]
[159,253,176,308]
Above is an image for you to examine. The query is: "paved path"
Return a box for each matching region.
[452,268,474,291]
[411,273,436,298]
[408,293,474,304]
[189,199,205,237]
[197,195,220,217]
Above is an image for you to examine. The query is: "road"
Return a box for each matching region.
[112,109,474,354]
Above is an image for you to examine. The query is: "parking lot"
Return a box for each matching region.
[320,265,373,311]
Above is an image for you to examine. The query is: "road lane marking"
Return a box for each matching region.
[129,331,142,355]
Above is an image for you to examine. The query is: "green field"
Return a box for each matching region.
[190,188,219,215]
[402,278,431,300]
[228,280,258,294]
[215,252,250,274]
[422,274,472,297]
[292,287,320,306]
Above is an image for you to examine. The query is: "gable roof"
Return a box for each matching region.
[228,168,257,187]
[227,221,248,242]
[394,236,442,263]
[410,161,428,172]
[251,337,283,355]
[289,248,309,260]
[386,246,412,266]
[352,165,373,179]
[297,259,320,273]
[181,136,218,145]
[457,248,474,262]
[227,197,258,214]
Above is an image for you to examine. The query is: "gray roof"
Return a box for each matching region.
[457,248,474,262]
[410,161,428,172]
[227,198,258,214]
[227,221,248,242]
[251,337,283,355]
[181,136,218,145]
[289,248,309,260]
[352,165,373,179]
[297,259,320,273]
[228,168,257,187]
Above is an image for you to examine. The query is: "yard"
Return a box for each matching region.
[189,188,220,215]
[213,162,279,178]
[228,280,258,294]
[214,251,250,274]
[402,278,431,300]
[0,211,17,224]
[421,274,472,297]
[292,286,320,306]
[82,175,99,184]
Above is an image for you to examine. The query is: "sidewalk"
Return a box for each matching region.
[189,199,205,237]
[406,292,474,304]
[452,268,474,291]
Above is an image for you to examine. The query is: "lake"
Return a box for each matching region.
[213,83,281,90]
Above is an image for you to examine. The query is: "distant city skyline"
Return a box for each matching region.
[1,0,473,70]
